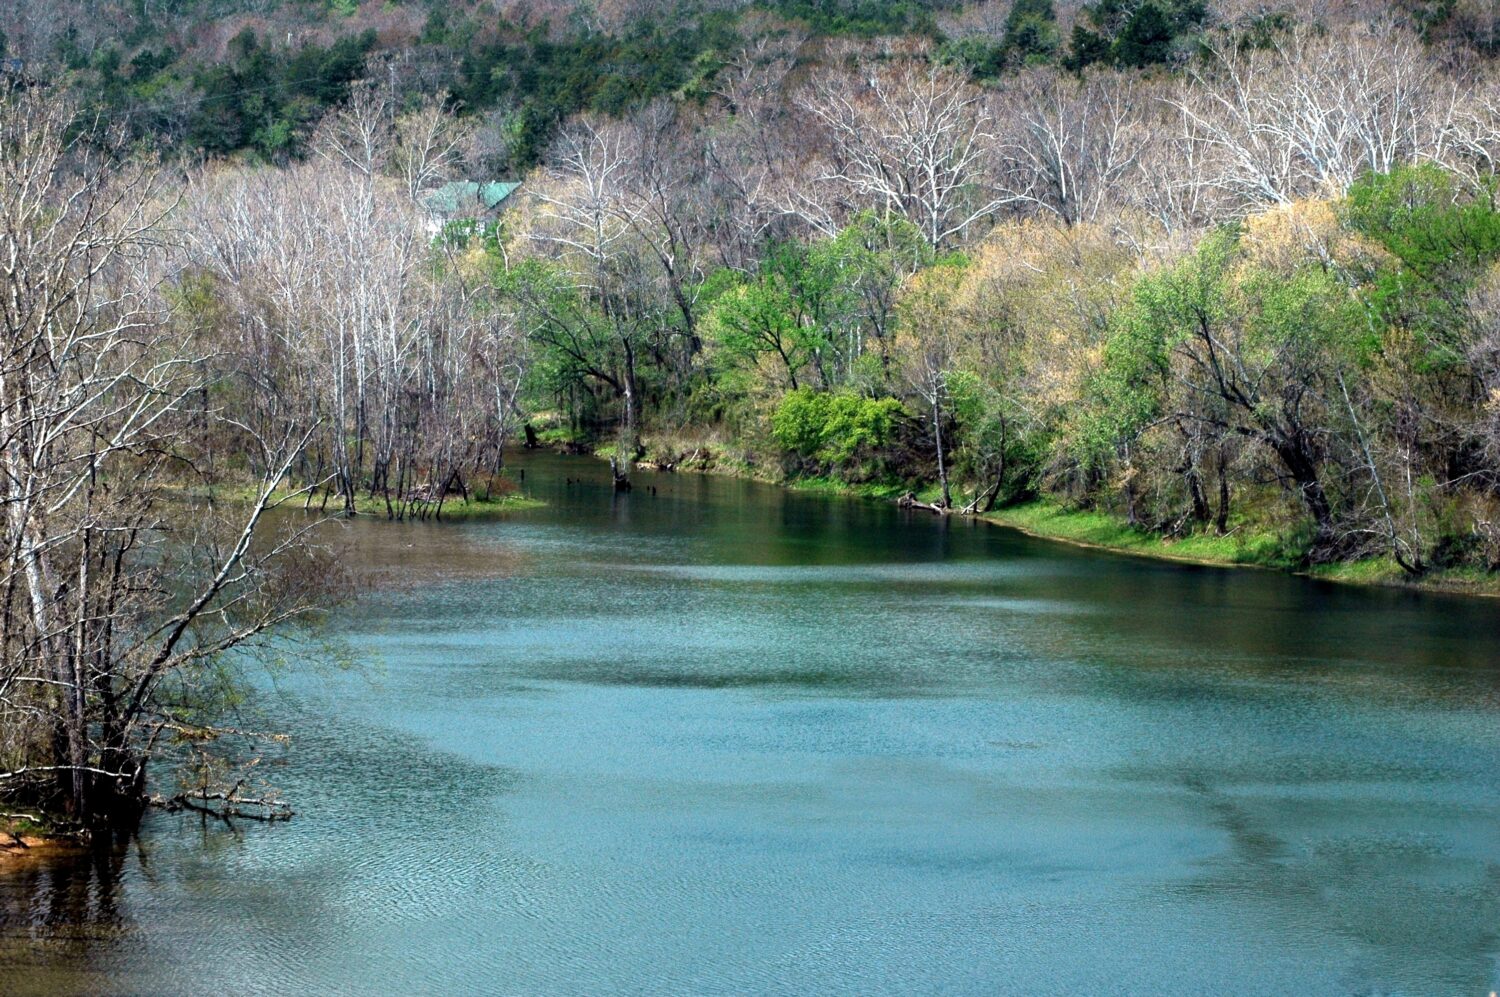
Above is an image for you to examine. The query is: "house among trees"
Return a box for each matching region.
[423,180,521,234]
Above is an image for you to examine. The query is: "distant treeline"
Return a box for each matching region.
[14,1,1490,166]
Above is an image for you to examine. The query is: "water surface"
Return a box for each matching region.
[3,453,1499,995]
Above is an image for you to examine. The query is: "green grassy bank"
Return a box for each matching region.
[191,482,545,521]
[578,433,1500,597]
[981,501,1500,597]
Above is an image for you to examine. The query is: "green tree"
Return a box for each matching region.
[1345,165,1500,366]
[501,258,631,429]
[1086,224,1370,554]
[704,239,855,391]
[1065,0,1205,70]
[1002,0,1060,64]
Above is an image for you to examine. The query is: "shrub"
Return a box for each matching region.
[771,388,905,474]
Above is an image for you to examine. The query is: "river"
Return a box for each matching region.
[2,452,1498,995]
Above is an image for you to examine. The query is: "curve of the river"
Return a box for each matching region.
[3,452,1498,995]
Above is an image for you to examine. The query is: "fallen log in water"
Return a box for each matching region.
[897,491,949,514]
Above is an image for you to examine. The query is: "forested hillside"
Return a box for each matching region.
[7,0,1500,828]
[9,0,1500,571]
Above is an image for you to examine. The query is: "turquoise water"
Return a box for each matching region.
[3,452,1498,994]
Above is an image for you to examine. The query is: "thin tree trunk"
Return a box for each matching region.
[1215,448,1230,535]
[932,393,951,509]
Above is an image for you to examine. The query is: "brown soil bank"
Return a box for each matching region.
[0,832,83,870]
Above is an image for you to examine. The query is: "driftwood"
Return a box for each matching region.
[637,450,679,472]
[153,785,293,823]
[897,491,949,514]
[638,447,704,472]
[1,813,58,850]
[959,475,1004,516]
[899,480,1005,517]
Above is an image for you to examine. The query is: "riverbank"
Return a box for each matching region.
[207,482,545,521]
[980,502,1500,597]
[0,820,81,870]
[0,836,78,868]
[571,434,1500,598]
[392,492,545,521]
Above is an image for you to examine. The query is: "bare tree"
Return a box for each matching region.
[1175,26,1459,209]
[392,92,476,202]
[619,101,711,347]
[525,117,653,452]
[184,93,517,522]
[705,38,808,266]
[0,86,328,830]
[806,63,1009,248]
[895,265,969,508]
[992,69,1147,226]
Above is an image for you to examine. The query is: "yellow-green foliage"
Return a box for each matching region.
[771,388,905,468]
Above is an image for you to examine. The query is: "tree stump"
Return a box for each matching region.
[610,457,632,492]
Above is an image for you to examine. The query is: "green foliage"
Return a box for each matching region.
[1003,0,1062,63]
[183,28,374,159]
[771,388,905,468]
[706,238,847,390]
[938,37,1009,79]
[941,1,1059,77]
[1114,3,1175,66]
[64,0,747,165]
[1076,212,1403,560]
[706,216,933,400]
[763,0,957,37]
[1081,220,1373,475]
[828,212,935,272]
[945,366,1045,499]
[1402,0,1459,42]
[1346,165,1500,274]
[1235,9,1295,51]
[1063,24,1114,72]
[452,10,738,170]
[1064,0,1206,71]
[1404,0,1500,54]
[499,257,614,399]
[1345,164,1500,366]
[435,218,504,253]
[1079,230,1233,466]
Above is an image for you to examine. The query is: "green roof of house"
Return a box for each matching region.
[425,180,521,216]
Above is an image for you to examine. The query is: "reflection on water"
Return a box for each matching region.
[2,452,1498,995]
[0,845,132,995]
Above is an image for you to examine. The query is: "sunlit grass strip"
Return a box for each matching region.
[781,475,917,500]
[171,482,545,520]
[983,501,1499,595]
[410,493,546,520]
[982,502,1287,567]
